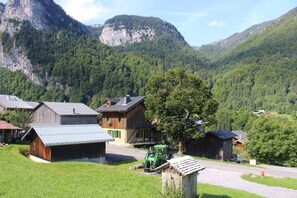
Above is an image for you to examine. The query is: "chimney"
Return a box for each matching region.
[7,95,10,100]
[73,108,76,114]
[123,95,131,105]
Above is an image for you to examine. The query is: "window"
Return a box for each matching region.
[111,130,121,139]
[117,116,122,123]
[106,117,111,122]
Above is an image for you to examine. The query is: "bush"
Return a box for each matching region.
[19,147,29,157]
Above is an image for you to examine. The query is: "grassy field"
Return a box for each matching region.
[0,145,261,197]
[241,174,297,190]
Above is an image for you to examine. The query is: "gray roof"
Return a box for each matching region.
[210,130,236,139]
[22,124,113,146]
[25,101,40,109]
[156,156,205,176]
[232,130,248,142]
[0,95,34,110]
[96,96,145,112]
[40,102,98,116]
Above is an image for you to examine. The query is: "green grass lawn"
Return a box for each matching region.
[241,174,297,190]
[0,145,261,197]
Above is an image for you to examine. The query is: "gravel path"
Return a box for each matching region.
[106,143,297,197]
[198,168,297,198]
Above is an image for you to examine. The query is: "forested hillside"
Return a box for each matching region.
[0,18,208,109]
[0,0,297,130]
[211,8,297,117]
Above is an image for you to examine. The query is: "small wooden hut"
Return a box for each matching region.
[156,156,205,198]
[0,121,22,143]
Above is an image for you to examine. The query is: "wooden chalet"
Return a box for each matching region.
[96,95,160,145]
[232,130,248,152]
[0,95,34,112]
[32,102,99,125]
[22,124,113,162]
[186,130,236,161]
[0,121,22,143]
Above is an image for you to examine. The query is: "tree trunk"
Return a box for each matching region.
[178,141,184,155]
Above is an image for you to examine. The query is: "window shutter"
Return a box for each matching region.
[112,130,116,138]
[118,131,121,139]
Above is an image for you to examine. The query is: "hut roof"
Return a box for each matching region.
[210,130,236,140]
[96,96,145,112]
[0,121,21,130]
[22,124,113,146]
[156,156,205,176]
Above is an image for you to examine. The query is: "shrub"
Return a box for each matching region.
[19,147,29,157]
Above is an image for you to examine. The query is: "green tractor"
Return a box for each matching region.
[143,145,173,172]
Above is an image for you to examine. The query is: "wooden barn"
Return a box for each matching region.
[0,121,22,143]
[32,102,99,125]
[96,95,161,145]
[21,124,113,162]
[186,130,236,161]
[156,156,205,198]
[0,95,34,112]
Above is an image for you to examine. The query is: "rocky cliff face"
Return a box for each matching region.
[99,15,186,47]
[100,24,155,46]
[0,0,85,84]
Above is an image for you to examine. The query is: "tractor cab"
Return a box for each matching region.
[143,145,173,172]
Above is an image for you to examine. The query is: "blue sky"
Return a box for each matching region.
[1,0,296,46]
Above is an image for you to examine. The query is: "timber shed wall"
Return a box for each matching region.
[32,105,60,124]
[60,115,97,125]
[30,134,51,161]
[102,112,126,129]
[126,104,151,129]
[50,142,105,162]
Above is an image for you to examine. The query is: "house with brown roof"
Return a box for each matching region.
[232,130,248,152]
[96,95,161,145]
[0,121,22,143]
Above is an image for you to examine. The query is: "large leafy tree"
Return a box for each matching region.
[247,116,297,167]
[145,68,218,154]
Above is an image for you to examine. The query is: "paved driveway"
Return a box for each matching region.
[106,143,297,197]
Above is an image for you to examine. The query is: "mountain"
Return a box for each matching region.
[0,0,87,83]
[196,20,274,60]
[99,15,187,47]
[0,0,86,33]
[0,0,208,106]
[211,7,297,115]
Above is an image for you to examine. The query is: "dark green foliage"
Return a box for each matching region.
[145,68,218,154]
[18,147,29,157]
[210,12,297,114]
[0,68,64,102]
[0,110,32,129]
[247,116,297,167]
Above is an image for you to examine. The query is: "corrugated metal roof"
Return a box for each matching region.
[23,124,113,146]
[42,102,99,115]
[211,130,236,139]
[0,95,34,110]
[96,96,145,112]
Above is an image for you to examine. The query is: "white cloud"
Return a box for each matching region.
[208,20,228,27]
[57,0,111,23]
